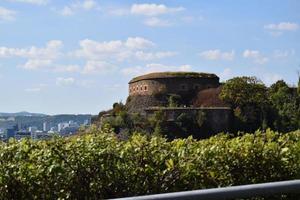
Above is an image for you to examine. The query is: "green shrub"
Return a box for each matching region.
[0,129,299,199]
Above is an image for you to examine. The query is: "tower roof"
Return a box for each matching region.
[129,72,218,84]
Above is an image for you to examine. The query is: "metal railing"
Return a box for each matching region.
[113,180,300,200]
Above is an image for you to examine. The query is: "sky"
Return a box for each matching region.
[0,0,299,115]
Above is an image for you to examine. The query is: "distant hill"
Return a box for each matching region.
[0,112,93,130]
[0,111,47,117]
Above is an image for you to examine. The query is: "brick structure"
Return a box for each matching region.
[128,72,220,96]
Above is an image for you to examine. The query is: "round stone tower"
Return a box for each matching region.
[128,71,220,96]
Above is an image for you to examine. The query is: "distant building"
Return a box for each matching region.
[5,125,18,139]
[43,122,49,132]
[15,130,31,140]
[28,126,38,133]
[60,126,79,135]
[32,131,53,140]
[50,126,57,132]
[58,122,69,132]
[7,117,15,121]
[83,119,90,125]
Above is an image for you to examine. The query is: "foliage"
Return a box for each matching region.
[220,76,268,107]
[268,80,300,131]
[0,129,299,199]
[220,77,300,133]
[168,94,182,107]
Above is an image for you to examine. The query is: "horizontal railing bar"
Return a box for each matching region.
[112,180,300,200]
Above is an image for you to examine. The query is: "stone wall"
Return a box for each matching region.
[129,77,220,96]
[126,95,168,113]
[145,107,233,135]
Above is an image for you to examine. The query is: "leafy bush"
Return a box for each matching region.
[0,128,299,199]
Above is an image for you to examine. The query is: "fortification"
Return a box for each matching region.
[125,71,232,135]
[128,72,220,96]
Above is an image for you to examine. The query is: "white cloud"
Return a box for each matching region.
[122,63,192,76]
[261,73,282,86]
[125,37,155,49]
[0,6,16,21]
[53,64,81,73]
[273,49,295,59]
[243,50,268,64]
[0,40,63,70]
[131,4,184,16]
[74,37,155,61]
[82,61,116,74]
[144,17,172,27]
[24,88,41,92]
[56,77,75,86]
[81,0,97,10]
[22,59,52,70]
[109,4,186,27]
[219,68,233,81]
[60,0,99,16]
[0,40,63,59]
[264,22,299,37]
[8,0,48,5]
[24,84,47,93]
[264,22,299,31]
[199,49,235,61]
[72,37,178,75]
[61,6,74,16]
[135,51,177,60]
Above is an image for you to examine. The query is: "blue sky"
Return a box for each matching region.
[0,0,299,114]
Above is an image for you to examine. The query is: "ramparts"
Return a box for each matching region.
[128,72,220,96]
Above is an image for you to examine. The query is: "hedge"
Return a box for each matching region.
[0,127,299,199]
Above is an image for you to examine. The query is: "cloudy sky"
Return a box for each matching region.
[0,0,299,114]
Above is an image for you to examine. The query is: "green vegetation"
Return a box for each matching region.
[100,102,210,139]
[220,76,300,132]
[0,128,299,199]
[101,76,299,139]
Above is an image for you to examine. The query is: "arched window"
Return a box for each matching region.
[144,85,148,91]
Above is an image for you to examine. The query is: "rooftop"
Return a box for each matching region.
[129,72,219,84]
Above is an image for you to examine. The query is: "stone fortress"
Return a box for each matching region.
[126,72,233,135]
[128,72,220,96]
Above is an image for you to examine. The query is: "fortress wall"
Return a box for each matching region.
[145,107,232,135]
[129,77,220,96]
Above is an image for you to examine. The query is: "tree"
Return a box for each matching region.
[112,102,126,115]
[268,80,300,131]
[220,76,268,106]
[148,110,168,136]
[168,94,181,107]
[220,76,268,132]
